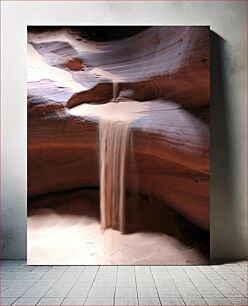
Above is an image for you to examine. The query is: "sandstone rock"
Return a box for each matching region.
[28,26,210,231]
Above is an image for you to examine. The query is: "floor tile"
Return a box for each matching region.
[67,284,91,297]
[157,288,180,298]
[0,297,18,306]
[45,284,72,297]
[217,286,244,297]
[12,297,41,305]
[32,266,51,272]
[197,287,224,298]
[37,297,64,305]
[182,297,207,305]
[22,281,54,297]
[137,287,158,297]
[61,297,86,305]
[116,280,136,287]
[160,297,185,305]
[136,279,155,287]
[49,266,68,272]
[115,297,138,305]
[40,272,63,281]
[115,287,137,298]
[228,297,248,305]
[99,266,117,272]
[118,266,134,272]
[138,297,161,305]
[177,288,201,298]
[88,287,115,297]
[204,297,232,305]
[84,297,114,305]
[66,266,85,272]
[2,288,30,298]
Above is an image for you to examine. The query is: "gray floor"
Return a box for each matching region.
[1,261,247,306]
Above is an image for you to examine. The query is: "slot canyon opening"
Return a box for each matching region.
[27,26,210,265]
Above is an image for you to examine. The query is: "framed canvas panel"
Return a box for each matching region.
[27,25,210,265]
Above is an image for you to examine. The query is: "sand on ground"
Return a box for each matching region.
[28,189,209,265]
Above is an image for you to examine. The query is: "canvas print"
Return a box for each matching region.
[27,26,210,265]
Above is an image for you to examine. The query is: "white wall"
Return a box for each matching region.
[1,1,247,261]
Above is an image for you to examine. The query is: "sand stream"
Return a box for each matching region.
[69,82,149,232]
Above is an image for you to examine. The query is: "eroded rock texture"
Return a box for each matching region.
[28,26,210,232]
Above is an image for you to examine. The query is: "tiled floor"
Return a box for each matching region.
[1,261,247,306]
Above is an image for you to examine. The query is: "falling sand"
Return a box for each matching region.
[69,92,149,232]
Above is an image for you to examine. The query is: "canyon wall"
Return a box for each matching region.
[28,26,210,231]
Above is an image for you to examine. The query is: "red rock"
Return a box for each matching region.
[28,26,210,232]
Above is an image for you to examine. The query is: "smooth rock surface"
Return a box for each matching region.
[27,26,210,260]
